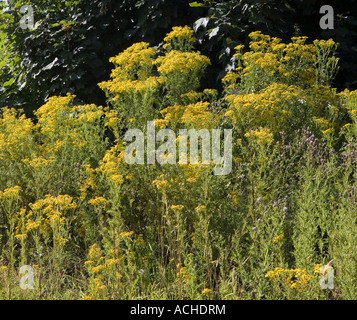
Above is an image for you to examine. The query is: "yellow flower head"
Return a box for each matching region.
[245,127,274,145]
[156,51,210,76]
[0,186,21,200]
[272,234,284,243]
[163,26,196,51]
[152,178,168,190]
[88,197,107,207]
[91,264,106,274]
[88,243,102,260]
[171,205,184,211]
[120,231,134,238]
[195,205,206,212]
[202,288,212,295]
[109,174,124,186]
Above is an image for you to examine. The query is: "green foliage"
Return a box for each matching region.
[0,0,203,113]
[1,0,356,114]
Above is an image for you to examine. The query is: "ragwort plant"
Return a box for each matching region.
[1,26,357,300]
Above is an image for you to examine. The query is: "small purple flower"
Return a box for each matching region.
[283,207,288,213]
[257,197,262,203]
[252,226,257,231]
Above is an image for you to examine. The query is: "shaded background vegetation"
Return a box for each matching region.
[0,0,356,114]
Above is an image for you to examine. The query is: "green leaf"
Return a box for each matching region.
[193,17,209,31]
[3,78,14,87]
[42,57,59,71]
[189,2,204,7]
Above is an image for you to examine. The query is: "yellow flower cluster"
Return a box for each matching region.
[265,267,314,291]
[202,288,212,295]
[99,26,212,127]
[0,108,34,161]
[313,264,322,274]
[14,195,76,240]
[22,157,56,168]
[152,175,169,190]
[272,234,284,243]
[245,127,274,145]
[222,71,240,86]
[225,82,302,133]
[156,50,210,76]
[84,241,129,299]
[154,119,170,129]
[160,105,186,128]
[223,31,338,93]
[232,190,239,206]
[180,101,218,129]
[98,42,163,125]
[54,237,69,247]
[171,205,184,211]
[339,90,357,130]
[88,196,107,207]
[88,243,102,260]
[120,231,134,238]
[104,108,121,130]
[181,91,204,104]
[108,42,157,81]
[109,174,124,186]
[33,94,111,154]
[163,26,196,51]
[243,51,280,75]
[180,163,206,183]
[80,164,98,199]
[99,77,160,100]
[195,205,206,212]
[30,194,77,211]
[176,263,189,281]
[0,186,21,200]
[99,143,125,175]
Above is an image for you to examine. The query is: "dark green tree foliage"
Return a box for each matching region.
[0,0,356,114]
[0,0,203,113]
